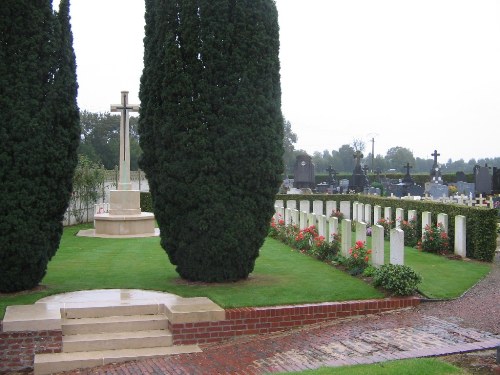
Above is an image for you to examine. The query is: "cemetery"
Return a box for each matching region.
[2,2,499,374]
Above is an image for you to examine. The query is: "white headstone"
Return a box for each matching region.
[300,200,310,213]
[356,221,367,244]
[408,209,417,222]
[318,215,327,238]
[390,228,405,265]
[340,201,351,220]
[384,206,392,221]
[357,203,364,223]
[307,213,316,228]
[395,208,404,229]
[372,224,385,267]
[275,200,284,208]
[364,204,372,225]
[292,209,299,226]
[110,91,139,191]
[313,200,323,215]
[328,216,339,243]
[374,205,382,224]
[352,202,359,222]
[454,215,467,257]
[421,211,432,239]
[284,208,292,225]
[299,211,308,230]
[437,213,448,234]
[286,200,297,210]
[326,201,337,217]
[341,219,352,257]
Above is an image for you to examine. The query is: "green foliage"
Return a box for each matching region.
[400,218,418,247]
[373,264,422,296]
[140,192,153,213]
[0,0,79,292]
[139,1,283,281]
[362,265,376,277]
[78,111,142,170]
[69,155,105,224]
[345,240,372,275]
[418,223,450,254]
[376,218,394,237]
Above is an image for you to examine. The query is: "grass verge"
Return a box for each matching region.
[284,358,466,374]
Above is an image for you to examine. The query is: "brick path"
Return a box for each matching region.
[62,311,500,375]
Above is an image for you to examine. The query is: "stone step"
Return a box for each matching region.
[62,314,168,335]
[34,345,202,375]
[61,304,162,319]
[63,330,172,352]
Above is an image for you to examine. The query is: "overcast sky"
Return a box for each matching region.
[61,0,500,162]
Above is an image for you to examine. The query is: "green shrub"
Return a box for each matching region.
[418,223,450,254]
[373,264,422,296]
[140,192,153,213]
[345,240,372,276]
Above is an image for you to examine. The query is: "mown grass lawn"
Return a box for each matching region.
[285,358,466,374]
[0,224,382,319]
[0,224,492,320]
[363,235,491,299]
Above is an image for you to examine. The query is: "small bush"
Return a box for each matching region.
[418,223,450,254]
[311,233,341,261]
[345,240,372,276]
[400,218,418,247]
[377,218,394,237]
[373,264,422,296]
[362,265,376,277]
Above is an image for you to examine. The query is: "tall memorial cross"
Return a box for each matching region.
[353,151,363,167]
[403,162,412,175]
[431,149,440,166]
[111,91,140,190]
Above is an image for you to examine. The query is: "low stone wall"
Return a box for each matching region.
[169,297,420,345]
[0,322,62,373]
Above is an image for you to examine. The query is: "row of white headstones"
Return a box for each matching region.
[274,200,467,267]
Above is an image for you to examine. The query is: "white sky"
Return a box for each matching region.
[59,0,500,162]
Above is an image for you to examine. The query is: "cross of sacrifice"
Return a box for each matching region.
[111,91,139,191]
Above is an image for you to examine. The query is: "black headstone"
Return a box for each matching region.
[293,155,316,190]
[474,164,492,195]
[492,167,500,194]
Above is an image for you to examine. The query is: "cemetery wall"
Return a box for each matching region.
[169,297,420,345]
[0,322,62,373]
[276,194,498,262]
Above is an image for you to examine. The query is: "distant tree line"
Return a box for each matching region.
[78,110,142,170]
[283,120,499,176]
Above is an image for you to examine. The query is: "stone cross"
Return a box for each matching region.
[111,91,140,190]
[353,151,363,166]
[403,163,412,175]
[431,149,440,166]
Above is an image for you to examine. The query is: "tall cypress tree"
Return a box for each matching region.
[140,0,283,282]
[0,0,79,292]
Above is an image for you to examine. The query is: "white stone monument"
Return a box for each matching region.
[83,91,157,238]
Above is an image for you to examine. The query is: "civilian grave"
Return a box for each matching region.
[293,154,316,190]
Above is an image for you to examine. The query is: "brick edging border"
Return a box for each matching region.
[0,297,419,373]
[169,296,420,345]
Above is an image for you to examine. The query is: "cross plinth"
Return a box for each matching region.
[111,91,139,190]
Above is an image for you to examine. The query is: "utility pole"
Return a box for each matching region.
[370,137,375,172]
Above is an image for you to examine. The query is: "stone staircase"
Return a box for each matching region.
[34,304,201,375]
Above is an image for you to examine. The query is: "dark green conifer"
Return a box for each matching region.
[0,0,79,292]
[140,0,283,282]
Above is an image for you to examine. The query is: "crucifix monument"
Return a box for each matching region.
[79,91,157,238]
[111,91,139,191]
